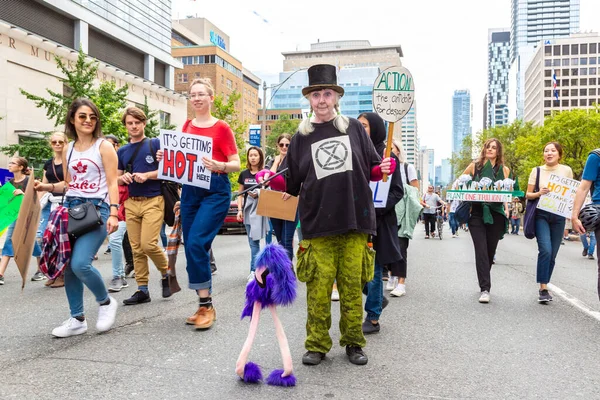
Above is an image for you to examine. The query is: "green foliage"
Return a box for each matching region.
[141,95,177,139]
[266,114,300,158]
[450,134,474,178]
[91,80,128,141]
[0,135,52,179]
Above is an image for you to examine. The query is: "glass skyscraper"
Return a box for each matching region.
[510,0,580,119]
[487,29,511,128]
[452,90,472,158]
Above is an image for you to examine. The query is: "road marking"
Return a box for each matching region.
[548,283,600,322]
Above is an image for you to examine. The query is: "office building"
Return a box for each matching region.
[171,18,261,123]
[400,104,419,166]
[441,158,452,186]
[509,0,580,120]
[418,147,430,191]
[452,90,472,157]
[488,29,511,128]
[524,32,600,125]
[0,0,184,167]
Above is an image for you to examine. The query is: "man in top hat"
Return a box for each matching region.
[284,64,396,366]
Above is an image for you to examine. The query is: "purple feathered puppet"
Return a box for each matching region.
[236,243,297,387]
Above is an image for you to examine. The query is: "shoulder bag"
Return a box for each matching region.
[149,139,180,226]
[523,167,540,240]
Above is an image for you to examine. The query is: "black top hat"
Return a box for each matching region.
[302,64,345,97]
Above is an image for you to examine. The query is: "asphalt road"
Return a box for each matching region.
[1,224,599,399]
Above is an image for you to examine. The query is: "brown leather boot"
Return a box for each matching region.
[50,275,65,288]
[186,307,201,325]
[45,279,55,287]
[194,306,216,330]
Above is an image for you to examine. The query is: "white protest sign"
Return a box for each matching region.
[158,129,213,189]
[370,176,392,208]
[446,190,512,203]
[372,66,415,123]
[537,173,580,218]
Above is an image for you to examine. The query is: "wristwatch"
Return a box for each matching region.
[110,204,120,209]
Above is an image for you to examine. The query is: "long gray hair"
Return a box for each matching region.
[298,93,349,135]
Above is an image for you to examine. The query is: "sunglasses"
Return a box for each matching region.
[278,143,289,148]
[51,140,65,145]
[77,114,98,123]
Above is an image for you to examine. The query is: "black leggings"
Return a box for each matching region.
[468,212,506,292]
[389,237,409,278]
[423,213,436,236]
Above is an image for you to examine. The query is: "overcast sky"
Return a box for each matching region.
[172,0,600,165]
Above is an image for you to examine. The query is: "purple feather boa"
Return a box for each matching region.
[266,369,297,387]
[241,244,297,319]
[242,362,262,383]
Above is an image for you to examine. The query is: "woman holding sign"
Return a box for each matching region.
[159,77,240,330]
[285,64,395,366]
[462,138,511,304]
[526,142,573,303]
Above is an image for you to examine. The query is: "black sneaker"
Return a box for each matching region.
[345,346,368,365]
[124,263,134,277]
[123,290,151,305]
[161,276,172,298]
[302,351,326,366]
[382,296,389,310]
[362,319,380,335]
[210,263,217,275]
[583,249,589,257]
[104,248,111,255]
[538,289,553,303]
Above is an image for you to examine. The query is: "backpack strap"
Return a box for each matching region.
[534,167,540,193]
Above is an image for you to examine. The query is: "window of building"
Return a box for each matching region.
[553,45,561,56]
[572,68,579,76]
[562,99,569,107]
[571,99,578,106]
[591,57,598,65]
[226,79,232,89]
[590,67,597,75]
[553,59,561,67]
[545,70,552,77]
[544,100,551,107]
[572,44,579,55]
[581,88,588,96]
[544,80,552,88]
[562,69,570,76]
[562,89,569,97]
[581,44,588,55]
[177,73,188,83]
[590,88,597,96]
[581,68,588,76]
[581,99,588,106]
[571,79,578,86]
[571,89,578,96]
[545,46,552,56]
[544,110,551,116]
[562,79,569,86]
[591,78,597,85]
[563,44,570,55]
[544,90,552,97]
[221,75,224,84]
[572,58,579,66]
[581,78,588,86]
[159,111,171,128]
[581,57,588,65]
[562,59,570,66]
[590,99,597,106]
[195,72,201,79]
[591,43,598,54]
[544,59,552,67]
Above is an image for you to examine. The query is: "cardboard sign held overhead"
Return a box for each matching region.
[256,190,299,222]
[13,172,41,289]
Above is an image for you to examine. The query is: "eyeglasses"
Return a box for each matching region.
[189,93,210,99]
[77,114,98,123]
[51,140,65,145]
[278,143,289,148]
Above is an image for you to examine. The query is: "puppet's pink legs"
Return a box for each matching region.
[236,301,262,378]
[269,305,293,377]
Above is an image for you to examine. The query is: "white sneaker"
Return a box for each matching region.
[386,276,398,291]
[331,289,340,301]
[247,271,255,284]
[52,317,88,338]
[452,234,456,238]
[96,296,118,332]
[390,283,406,297]
[479,291,490,303]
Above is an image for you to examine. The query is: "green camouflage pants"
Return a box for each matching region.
[296,232,374,353]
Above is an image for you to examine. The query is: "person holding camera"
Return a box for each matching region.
[117,107,170,305]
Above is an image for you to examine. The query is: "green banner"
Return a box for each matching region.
[0,182,23,232]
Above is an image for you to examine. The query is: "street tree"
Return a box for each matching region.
[140,95,177,139]
[266,113,300,158]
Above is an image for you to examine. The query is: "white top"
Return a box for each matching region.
[450,199,461,213]
[399,162,418,185]
[422,192,441,214]
[528,163,573,189]
[66,139,108,201]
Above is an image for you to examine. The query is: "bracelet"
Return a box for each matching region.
[51,183,55,192]
[109,204,119,209]
[222,162,227,172]
[109,215,118,218]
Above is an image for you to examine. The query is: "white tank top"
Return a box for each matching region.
[66,139,108,201]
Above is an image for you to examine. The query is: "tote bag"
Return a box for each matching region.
[523,167,540,239]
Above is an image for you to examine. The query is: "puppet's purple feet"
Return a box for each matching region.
[266,369,297,387]
[242,362,263,383]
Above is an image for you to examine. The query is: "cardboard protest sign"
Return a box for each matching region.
[0,182,23,232]
[158,129,213,189]
[12,173,41,289]
[370,176,392,208]
[373,66,415,123]
[446,190,513,203]
[257,190,298,222]
[537,173,579,218]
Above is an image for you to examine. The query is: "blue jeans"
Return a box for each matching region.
[108,220,127,278]
[63,198,110,318]
[266,219,273,244]
[245,224,260,272]
[2,221,42,257]
[511,218,521,234]
[364,261,383,321]
[160,222,167,248]
[535,210,566,284]
[37,202,51,239]
[270,213,298,261]
[180,173,230,291]
[449,212,459,235]
[581,232,597,256]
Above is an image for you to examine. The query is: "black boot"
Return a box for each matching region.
[346,346,368,365]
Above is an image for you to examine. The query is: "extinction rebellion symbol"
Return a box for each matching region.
[315,140,349,171]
